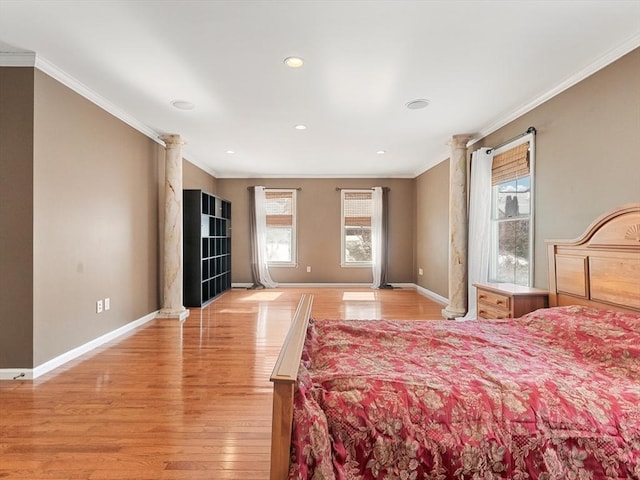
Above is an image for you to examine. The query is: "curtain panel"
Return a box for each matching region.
[459,148,494,320]
[249,186,277,288]
[371,187,391,289]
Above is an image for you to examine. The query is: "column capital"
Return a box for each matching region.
[159,134,186,146]
[448,134,473,149]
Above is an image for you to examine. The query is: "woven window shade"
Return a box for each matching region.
[344,191,372,227]
[492,142,530,185]
[265,190,294,227]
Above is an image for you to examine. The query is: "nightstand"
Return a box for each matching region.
[473,282,549,319]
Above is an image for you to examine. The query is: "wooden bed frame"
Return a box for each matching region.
[269,203,640,479]
[269,293,314,480]
[547,203,640,313]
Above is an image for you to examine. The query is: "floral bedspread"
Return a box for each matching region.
[289,305,640,479]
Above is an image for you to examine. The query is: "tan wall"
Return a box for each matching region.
[0,68,35,368]
[183,160,217,193]
[415,159,450,298]
[32,70,163,366]
[474,48,640,289]
[216,178,415,284]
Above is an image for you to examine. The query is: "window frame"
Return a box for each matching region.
[340,189,373,267]
[488,134,535,287]
[264,188,297,267]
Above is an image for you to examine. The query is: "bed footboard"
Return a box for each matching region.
[269,293,314,480]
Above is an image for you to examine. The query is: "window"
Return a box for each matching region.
[264,189,296,266]
[489,140,534,286]
[341,190,373,265]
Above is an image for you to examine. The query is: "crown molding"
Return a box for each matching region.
[182,155,218,178]
[412,147,450,178]
[6,33,638,181]
[1,52,162,145]
[33,55,162,143]
[2,52,218,178]
[415,33,640,176]
[468,33,640,148]
[0,51,36,66]
[215,172,415,179]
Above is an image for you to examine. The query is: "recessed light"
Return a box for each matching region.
[294,124,307,130]
[171,100,195,110]
[377,150,386,155]
[405,99,430,110]
[225,150,235,154]
[284,56,304,68]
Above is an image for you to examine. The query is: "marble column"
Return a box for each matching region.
[157,134,189,320]
[442,134,472,319]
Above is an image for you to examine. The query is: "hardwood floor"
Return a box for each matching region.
[0,287,444,479]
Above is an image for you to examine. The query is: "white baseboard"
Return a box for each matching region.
[234,282,374,288]
[389,282,418,289]
[233,280,449,307]
[0,310,159,381]
[279,282,374,288]
[414,284,449,306]
[234,282,421,289]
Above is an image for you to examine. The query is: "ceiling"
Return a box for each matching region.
[1,1,639,178]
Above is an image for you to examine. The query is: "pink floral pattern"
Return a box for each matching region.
[289,306,640,479]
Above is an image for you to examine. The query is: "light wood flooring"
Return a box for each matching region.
[0,287,444,479]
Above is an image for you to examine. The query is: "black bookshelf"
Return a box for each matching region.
[183,190,232,307]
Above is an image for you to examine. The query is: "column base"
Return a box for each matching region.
[157,307,190,321]
[441,306,466,320]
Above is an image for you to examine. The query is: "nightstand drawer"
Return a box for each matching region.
[477,304,509,320]
[477,290,510,311]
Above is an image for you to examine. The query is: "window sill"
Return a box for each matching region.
[340,263,372,268]
[268,263,298,268]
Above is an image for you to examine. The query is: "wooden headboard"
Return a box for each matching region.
[547,203,640,314]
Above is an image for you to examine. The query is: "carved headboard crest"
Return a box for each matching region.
[625,224,640,242]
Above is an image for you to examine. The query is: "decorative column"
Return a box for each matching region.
[442,134,472,319]
[157,134,189,320]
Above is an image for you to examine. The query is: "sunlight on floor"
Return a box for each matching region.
[218,308,256,314]
[242,292,283,301]
[342,292,376,301]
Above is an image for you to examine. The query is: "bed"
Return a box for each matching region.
[270,203,640,479]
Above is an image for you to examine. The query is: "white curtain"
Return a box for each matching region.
[254,186,278,288]
[459,148,494,320]
[371,186,383,288]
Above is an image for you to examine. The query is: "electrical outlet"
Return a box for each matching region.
[306,266,311,273]
[96,300,103,313]
[418,267,424,276]
[104,298,110,311]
